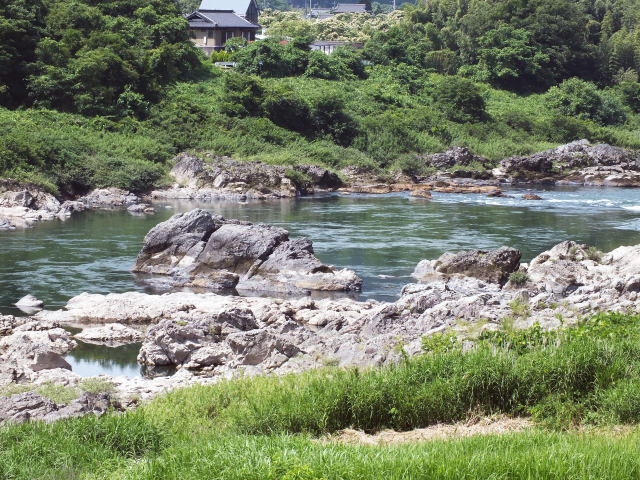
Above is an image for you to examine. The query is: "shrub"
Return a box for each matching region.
[509,271,530,285]
[433,76,486,123]
[546,78,626,125]
[619,81,640,113]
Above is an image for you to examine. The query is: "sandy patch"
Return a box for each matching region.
[324,415,534,446]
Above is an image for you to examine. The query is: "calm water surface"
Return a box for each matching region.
[1,186,639,376]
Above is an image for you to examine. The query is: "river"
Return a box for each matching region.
[2,186,640,376]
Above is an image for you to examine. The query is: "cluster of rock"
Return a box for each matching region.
[3,209,640,423]
[151,153,342,201]
[0,316,76,384]
[23,238,640,382]
[132,209,362,294]
[0,391,111,424]
[0,186,153,230]
[413,141,640,188]
[497,140,640,186]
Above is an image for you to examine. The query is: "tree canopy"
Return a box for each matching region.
[0,0,204,115]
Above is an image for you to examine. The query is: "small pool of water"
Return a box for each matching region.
[2,186,640,377]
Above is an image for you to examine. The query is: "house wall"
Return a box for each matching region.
[190,27,256,51]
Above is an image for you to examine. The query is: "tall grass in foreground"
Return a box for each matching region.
[1,312,640,479]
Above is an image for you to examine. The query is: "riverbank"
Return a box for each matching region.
[2,310,640,479]
[2,224,639,414]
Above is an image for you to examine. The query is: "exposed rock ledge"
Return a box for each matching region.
[150,153,343,201]
[0,186,146,229]
[3,240,639,422]
[132,209,362,294]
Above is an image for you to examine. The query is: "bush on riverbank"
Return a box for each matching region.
[2,312,640,479]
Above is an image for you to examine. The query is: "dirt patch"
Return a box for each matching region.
[324,415,534,446]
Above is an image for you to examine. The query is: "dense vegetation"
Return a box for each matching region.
[0,0,203,114]
[1,0,639,198]
[3,312,640,478]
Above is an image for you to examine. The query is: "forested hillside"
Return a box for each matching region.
[0,0,639,197]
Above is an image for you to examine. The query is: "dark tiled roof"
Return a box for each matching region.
[333,3,367,13]
[188,10,259,28]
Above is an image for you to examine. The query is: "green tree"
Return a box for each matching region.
[476,25,550,90]
[433,76,486,123]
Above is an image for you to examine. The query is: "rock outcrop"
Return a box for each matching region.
[0,185,141,229]
[497,140,640,186]
[75,323,144,345]
[412,247,521,286]
[152,153,342,201]
[132,209,362,294]
[0,391,111,424]
[5,240,640,422]
[0,319,76,383]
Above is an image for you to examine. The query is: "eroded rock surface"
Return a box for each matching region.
[132,209,362,294]
[152,153,342,201]
[0,391,111,424]
[413,247,521,286]
[6,240,640,422]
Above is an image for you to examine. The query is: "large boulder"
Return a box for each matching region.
[420,147,492,170]
[133,209,362,293]
[412,247,521,286]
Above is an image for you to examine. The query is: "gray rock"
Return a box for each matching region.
[0,392,58,423]
[420,147,492,170]
[413,247,521,286]
[75,323,143,345]
[133,209,362,293]
[0,391,112,424]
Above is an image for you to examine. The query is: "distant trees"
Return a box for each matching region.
[233,38,367,80]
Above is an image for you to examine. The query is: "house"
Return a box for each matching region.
[309,8,333,19]
[310,40,364,55]
[186,0,260,54]
[332,3,369,14]
[307,3,370,19]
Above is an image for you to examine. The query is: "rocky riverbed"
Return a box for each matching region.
[2,209,639,423]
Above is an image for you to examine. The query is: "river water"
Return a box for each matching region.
[2,186,640,376]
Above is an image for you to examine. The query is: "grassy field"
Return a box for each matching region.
[2,312,640,479]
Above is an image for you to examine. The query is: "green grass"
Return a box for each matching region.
[2,312,640,479]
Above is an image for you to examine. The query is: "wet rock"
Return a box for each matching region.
[133,209,362,293]
[75,323,144,345]
[500,153,553,174]
[0,218,16,230]
[127,203,155,214]
[522,193,542,200]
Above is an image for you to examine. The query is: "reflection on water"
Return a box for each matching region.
[65,340,144,377]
